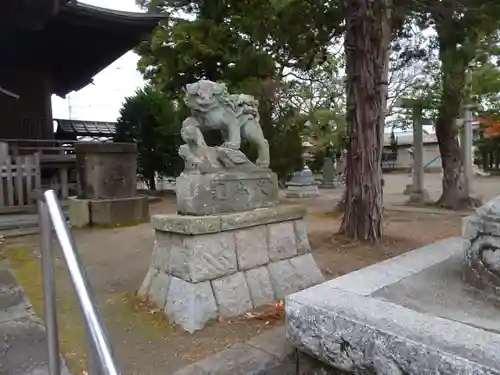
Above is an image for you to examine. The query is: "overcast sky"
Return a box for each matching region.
[51,0,146,122]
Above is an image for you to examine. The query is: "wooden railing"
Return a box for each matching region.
[0,139,76,158]
[0,139,77,206]
[0,153,42,211]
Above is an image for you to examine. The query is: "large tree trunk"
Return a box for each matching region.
[435,40,467,209]
[339,0,391,242]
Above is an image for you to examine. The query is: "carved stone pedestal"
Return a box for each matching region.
[463,196,500,298]
[176,170,279,216]
[285,167,319,198]
[138,205,324,333]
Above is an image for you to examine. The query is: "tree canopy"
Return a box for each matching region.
[128,0,500,240]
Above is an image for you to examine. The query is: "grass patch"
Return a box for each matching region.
[3,246,87,374]
[2,247,177,374]
[103,293,176,339]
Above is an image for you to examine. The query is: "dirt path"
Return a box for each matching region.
[2,194,464,375]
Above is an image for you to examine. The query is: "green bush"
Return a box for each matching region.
[114,87,186,189]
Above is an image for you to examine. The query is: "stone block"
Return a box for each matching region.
[220,205,306,231]
[171,364,207,375]
[151,205,307,235]
[246,326,293,361]
[235,226,269,270]
[245,267,275,308]
[148,271,171,309]
[267,222,297,262]
[268,260,301,299]
[286,237,500,374]
[212,272,253,318]
[268,255,324,300]
[89,196,149,227]
[169,232,237,282]
[176,170,279,215]
[150,232,185,273]
[75,142,138,199]
[289,254,324,289]
[165,277,218,333]
[285,185,320,198]
[152,214,221,235]
[294,220,311,255]
[195,343,280,375]
[0,317,57,375]
[137,268,154,297]
[68,197,90,228]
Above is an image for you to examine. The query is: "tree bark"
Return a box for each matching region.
[339,0,391,242]
[435,40,467,209]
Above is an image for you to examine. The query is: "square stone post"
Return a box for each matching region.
[409,105,430,203]
[462,105,474,196]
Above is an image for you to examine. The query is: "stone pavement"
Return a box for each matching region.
[302,173,500,209]
[0,214,38,231]
[0,262,70,375]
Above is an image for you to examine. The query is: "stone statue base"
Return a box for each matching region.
[285,167,319,198]
[285,185,320,198]
[138,205,324,333]
[176,170,279,216]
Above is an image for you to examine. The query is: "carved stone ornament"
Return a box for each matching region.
[179,80,270,172]
[463,195,500,298]
[175,80,278,216]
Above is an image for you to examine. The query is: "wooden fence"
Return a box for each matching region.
[0,153,41,212]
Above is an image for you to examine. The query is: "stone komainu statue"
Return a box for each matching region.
[183,80,270,168]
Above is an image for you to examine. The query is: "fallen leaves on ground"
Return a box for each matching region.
[243,300,284,322]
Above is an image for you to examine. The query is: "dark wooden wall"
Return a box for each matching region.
[0,68,54,139]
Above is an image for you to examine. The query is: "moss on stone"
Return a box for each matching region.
[91,220,148,230]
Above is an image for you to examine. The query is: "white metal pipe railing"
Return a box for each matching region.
[38,190,121,375]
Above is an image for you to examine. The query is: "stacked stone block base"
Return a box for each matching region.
[138,205,324,333]
[285,185,320,198]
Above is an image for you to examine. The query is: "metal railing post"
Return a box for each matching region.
[38,197,61,375]
[43,190,121,375]
[86,324,104,375]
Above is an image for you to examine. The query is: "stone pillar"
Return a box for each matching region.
[68,142,149,228]
[409,106,430,203]
[462,106,474,196]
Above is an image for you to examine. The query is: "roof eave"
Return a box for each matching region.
[62,2,167,26]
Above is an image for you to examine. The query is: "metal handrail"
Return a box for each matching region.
[38,190,121,375]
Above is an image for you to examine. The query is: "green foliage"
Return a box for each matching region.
[474,132,500,169]
[265,106,306,180]
[114,87,185,189]
[134,0,346,180]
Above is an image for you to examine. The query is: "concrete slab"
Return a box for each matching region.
[286,237,500,374]
[372,254,500,334]
[170,326,293,375]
